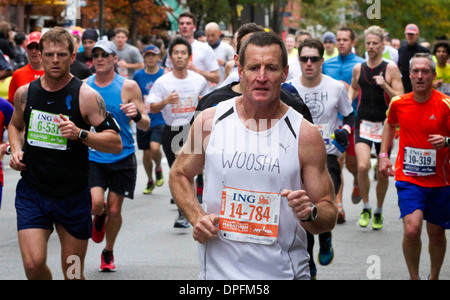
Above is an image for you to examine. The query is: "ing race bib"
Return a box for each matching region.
[27,109,68,150]
[403,147,436,176]
[219,186,281,245]
[360,120,383,143]
[316,123,331,146]
[172,93,197,114]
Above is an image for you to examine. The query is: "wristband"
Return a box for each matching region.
[342,124,352,134]
[6,145,11,155]
[378,152,389,159]
[132,110,142,122]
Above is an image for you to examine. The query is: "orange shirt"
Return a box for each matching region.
[8,64,44,104]
[386,90,450,187]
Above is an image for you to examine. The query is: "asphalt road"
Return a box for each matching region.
[0,141,449,280]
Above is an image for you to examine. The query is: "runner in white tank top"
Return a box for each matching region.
[169,32,337,280]
[199,97,309,279]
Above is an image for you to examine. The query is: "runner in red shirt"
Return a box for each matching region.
[8,32,44,104]
[380,53,450,280]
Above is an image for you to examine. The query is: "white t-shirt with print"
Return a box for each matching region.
[287,74,353,156]
[148,70,209,126]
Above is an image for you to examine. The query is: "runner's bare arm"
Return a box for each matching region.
[380,63,404,99]
[8,85,28,171]
[379,119,397,177]
[121,79,150,131]
[348,63,361,101]
[292,119,337,234]
[78,84,122,154]
[170,108,217,244]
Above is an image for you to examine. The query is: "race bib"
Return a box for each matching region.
[316,123,331,146]
[219,186,281,245]
[360,120,383,143]
[403,147,436,176]
[27,110,68,150]
[143,95,151,113]
[172,93,197,114]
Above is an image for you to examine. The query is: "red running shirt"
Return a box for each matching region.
[8,64,44,104]
[387,90,450,187]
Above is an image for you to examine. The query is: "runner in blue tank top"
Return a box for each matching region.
[86,40,149,272]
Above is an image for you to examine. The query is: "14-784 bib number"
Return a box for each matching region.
[219,186,281,245]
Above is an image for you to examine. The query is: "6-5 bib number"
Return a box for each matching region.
[27,110,68,150]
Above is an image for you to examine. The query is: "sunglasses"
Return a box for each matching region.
[93,52,112,58]
[27,44,39,50]
[299,56,322,63]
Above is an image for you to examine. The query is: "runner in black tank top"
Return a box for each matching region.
[356,60,389,122]
[23,77,91,197]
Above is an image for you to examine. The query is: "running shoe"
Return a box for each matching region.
[351,184,362,204]
[337,206,346,224]
[174,211,190,228]
[310,265,317,280]
[100,249,116,272]
[143,181,155,194]
[318,236,334,266]
[92,211,107,243]
[372,213,383,230]
[358,208,372,227]
[155,168,164,187]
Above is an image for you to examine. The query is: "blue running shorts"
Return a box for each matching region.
[396,180,450,229]
[15,179,93,239]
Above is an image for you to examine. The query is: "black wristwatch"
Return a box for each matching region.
[78,129,88,141]
[301,203,318,222]
[445,137,449,147]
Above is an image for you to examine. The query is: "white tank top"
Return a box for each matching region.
[199,97,310,280]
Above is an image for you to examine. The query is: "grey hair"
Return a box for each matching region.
[409,53,436,73]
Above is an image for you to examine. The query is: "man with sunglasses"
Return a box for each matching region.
[286,38,354,278]
[87,40,149,272]
[8,31,44,105]
[322,31,338,61]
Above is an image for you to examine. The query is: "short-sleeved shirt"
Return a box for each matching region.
[149,70,209,126]
[287,74,353,156]
[8,64,44,104]
[386,90,450,187]
[116,44,144,79]
[435,63,450,96]
[133,67,165,127]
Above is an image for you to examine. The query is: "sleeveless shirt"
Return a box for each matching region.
[87,74,135,163]
[23,77,90,197]
[357,61,390,122]
[199,97,310,280]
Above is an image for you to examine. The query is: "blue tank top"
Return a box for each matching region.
[87,74,135,163]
